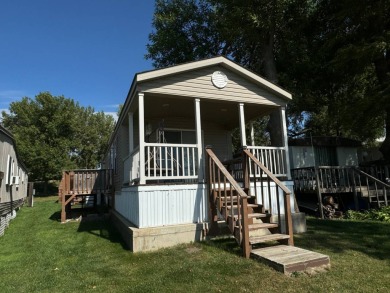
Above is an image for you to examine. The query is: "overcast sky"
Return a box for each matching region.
[0,0,156,120]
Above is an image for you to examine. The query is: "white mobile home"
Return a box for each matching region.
[104,57,304,253]
[0,124,29,236]
[289,136,361,169]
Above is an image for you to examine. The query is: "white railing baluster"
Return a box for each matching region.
[192,147,195,176]
[142,143,198,181]
[247,146,287,177]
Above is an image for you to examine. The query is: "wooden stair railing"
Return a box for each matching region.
[351,167,389,208]
[206,147,293,259]
[243,149,294,246]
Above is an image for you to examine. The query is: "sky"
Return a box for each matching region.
[0,0,156,120]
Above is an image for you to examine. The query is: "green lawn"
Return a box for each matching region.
[1,196,389,293]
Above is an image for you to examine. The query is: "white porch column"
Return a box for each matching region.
[239,103,247,146]
[128,112,134,154]
[138,92,146,184]
[195,98,203,182]
[280,106,291,179]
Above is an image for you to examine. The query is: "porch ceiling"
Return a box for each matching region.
[144,93,277,130]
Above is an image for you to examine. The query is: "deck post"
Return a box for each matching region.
[315,167,324,219]
[238,103,247,147]
[280,106,291,179]
[194,98,203,182]
[138,92,146,184]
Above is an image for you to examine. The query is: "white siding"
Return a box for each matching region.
[139,65,286,107]
[251,181,296,214]
[115,184,208,228]
[0,131,28,206]
[289,146,315,169]
[336,147,359,166]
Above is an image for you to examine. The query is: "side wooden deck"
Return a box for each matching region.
[58,169,113,222]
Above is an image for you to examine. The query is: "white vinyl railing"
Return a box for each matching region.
[144,143,198,180]
[247,146,287,177]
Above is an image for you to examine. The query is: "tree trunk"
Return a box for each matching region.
[44,180,48,195]
[262,30,284,146]
[375,54,390,161]
[379,107,390,161]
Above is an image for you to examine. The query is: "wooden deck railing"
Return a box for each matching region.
[291,166,390,218]
[58,169,112,223]
[206,147,250,258]
[243,149,294,245]
[59,169,112,197]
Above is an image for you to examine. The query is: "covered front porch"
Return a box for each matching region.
[122,93,291,186]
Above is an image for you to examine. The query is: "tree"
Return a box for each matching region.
[1,92,115,185]
[147,0,390,160]
[147,0,313,144]
[307,0,390,157]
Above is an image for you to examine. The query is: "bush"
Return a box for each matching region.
[345,206,390,222]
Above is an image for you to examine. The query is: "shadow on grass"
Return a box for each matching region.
[295,217,390,260]
[205,237,242,256]
[201,218,390,262]
[49,209,129,250]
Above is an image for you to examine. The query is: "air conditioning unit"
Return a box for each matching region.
[12,176,20,185]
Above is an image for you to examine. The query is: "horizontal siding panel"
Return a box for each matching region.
[141,82,278,105]
[139,65,284,106]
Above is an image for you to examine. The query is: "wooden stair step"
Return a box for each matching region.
[226,203,258,209]
[236,223,278,231]
[229,213,269,220]
[249,234,290,245]
[249,223,278,230]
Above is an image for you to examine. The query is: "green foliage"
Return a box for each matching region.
[147,0,390,155]
[1,92,115,181]
[345,206,390,222]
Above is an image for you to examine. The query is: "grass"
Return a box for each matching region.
[0,196,389,293]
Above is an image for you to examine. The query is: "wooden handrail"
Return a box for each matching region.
[206,148,248,199]
[243,149,294,246]
[206,147,250,257]
[352,168,390,188]
[244,150,291,194]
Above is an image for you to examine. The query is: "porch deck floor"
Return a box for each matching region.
[251,245,330,275]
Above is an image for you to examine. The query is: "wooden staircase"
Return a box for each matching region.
[206,147,293,258]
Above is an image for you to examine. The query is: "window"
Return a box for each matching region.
[5,155,12,185]
[160,129,196,144]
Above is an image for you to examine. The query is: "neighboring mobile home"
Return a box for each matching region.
[103,57,305,252]
[289,136,361,169]
[0,124,29,236]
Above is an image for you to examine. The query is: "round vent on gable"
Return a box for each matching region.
[211,71,228,89]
